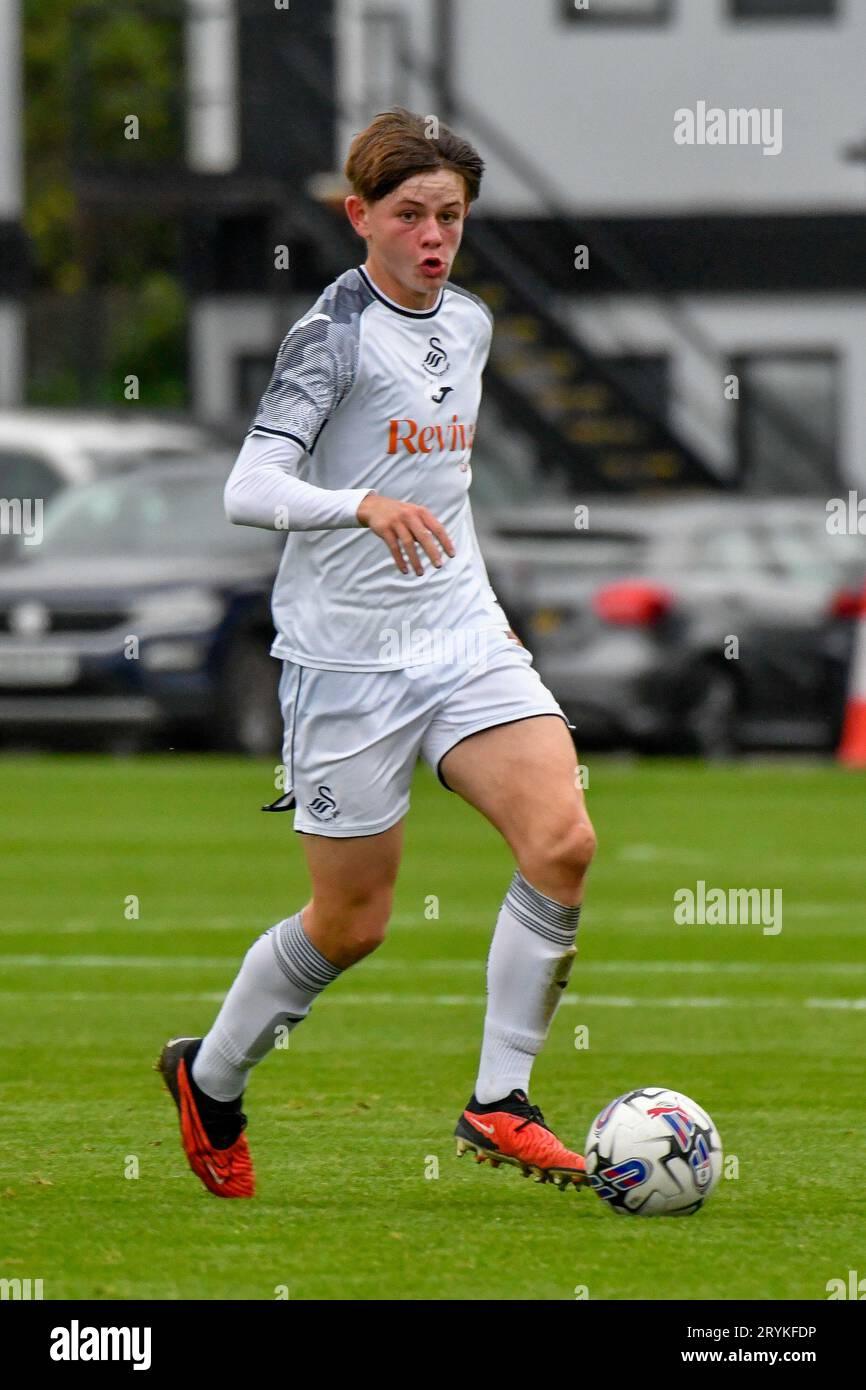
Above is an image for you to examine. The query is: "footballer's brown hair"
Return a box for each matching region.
[344,107,484,207]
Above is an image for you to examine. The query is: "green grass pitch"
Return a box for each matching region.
[1,754,862,1300]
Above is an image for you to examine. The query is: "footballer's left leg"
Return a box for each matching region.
[439,712,596,1189]
[156,824,403,1199]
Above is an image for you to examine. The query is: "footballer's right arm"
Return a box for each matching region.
[227,309,452,568]
[355,493,454,575]
[223,431,374,531]
[223,435,453,572]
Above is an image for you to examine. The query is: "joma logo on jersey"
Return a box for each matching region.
[387,415,476,455]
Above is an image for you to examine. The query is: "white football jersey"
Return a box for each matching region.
[249,263,510,671]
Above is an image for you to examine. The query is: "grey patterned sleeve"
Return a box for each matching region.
[250,312,361,451]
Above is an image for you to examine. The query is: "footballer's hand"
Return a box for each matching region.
[356,493,455,576]
[505,629,524,647]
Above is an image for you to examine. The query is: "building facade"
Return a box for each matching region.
[9,0,866,493]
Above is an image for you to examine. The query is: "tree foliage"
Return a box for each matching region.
[24,1,187,403]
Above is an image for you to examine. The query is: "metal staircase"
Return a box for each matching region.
[455,220,723,491]
[272,37,728,494]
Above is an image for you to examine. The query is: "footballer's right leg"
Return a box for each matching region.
[157,821,404,1198]
[298,818,404,967]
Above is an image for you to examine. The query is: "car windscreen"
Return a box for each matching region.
[22,470,277,559]
[495,526,649,573]
[761,518,866,583]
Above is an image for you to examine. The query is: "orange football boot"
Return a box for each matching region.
[156,1037,255,1198]
[455,1088,588,1191]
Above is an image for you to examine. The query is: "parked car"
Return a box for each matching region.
[479,497,866,754]
[0,410,227,510]
[0,459,283,754]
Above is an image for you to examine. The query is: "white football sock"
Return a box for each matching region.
[474,870,581,1104]
[191,911,342,1102]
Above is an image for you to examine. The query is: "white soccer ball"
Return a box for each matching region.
[584,1087,723,1215]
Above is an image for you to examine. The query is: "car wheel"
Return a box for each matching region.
[684,667,739,759]
[217,636,282,758]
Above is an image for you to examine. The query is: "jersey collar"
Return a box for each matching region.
[357,265,444,319]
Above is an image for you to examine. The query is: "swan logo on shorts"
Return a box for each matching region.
[307,785,340,821]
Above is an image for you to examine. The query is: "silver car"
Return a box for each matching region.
[479,496,866,755]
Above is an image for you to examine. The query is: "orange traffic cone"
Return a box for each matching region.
[838,579,866,766]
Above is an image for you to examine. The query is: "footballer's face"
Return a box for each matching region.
[345,169,468,311]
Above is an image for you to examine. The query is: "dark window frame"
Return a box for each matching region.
[558,0,674,25]
[236,352,278,421]
[727,0,837,21]
[600,352,671,423]
[731,347,840,492]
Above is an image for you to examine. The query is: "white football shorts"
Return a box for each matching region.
[277,631,574,837]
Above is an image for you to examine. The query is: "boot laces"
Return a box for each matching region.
[512,1099,549,1133]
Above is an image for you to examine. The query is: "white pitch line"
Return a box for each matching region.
[0,904,861,937]
[0,954,861,979]
[294,992,865,1011]
[0,991,229,1003]
[0,912,429,936]
[805,997,866,1010]
[367,959,865,976]
[0,984,858,1011]
[0,954,236,968]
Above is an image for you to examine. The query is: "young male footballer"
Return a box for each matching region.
[157,109,597,1198]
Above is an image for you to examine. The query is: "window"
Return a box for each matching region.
[362,8,409,109]
[237,354,277,418]
[602,354,671,422]
[729,0,837,19]
[37,470,275,559]
[732,352,840,495]
[0,450,63,504]
[688,524,764,574]
[559,0,672,23]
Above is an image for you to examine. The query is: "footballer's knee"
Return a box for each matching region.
[304,883,394,967]
[519,818,597,906]
[340,892,393,961]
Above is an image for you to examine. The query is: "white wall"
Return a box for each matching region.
[0,1,23,404]
[336,0,437,166]
[190,295,309,425]
[0,306,25,405]
[0,0,21,219]
[184,0,239,173]
[361,0,866,215]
